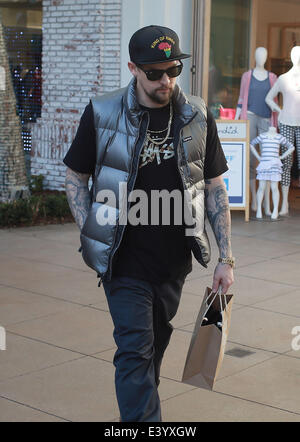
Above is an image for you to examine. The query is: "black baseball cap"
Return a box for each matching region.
[129,25,191,65]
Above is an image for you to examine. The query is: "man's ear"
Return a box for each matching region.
[128,61,138,77]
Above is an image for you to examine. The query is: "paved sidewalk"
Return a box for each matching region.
[1,207,300,422]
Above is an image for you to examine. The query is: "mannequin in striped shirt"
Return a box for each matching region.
[250,127,294,220]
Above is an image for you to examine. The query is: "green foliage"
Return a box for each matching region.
[0,192,72,228]
[30,174,44,193]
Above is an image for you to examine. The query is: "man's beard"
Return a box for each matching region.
[144,86,174,105]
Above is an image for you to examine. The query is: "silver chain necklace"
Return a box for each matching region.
[146,102,173,146]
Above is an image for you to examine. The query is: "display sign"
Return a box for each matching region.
[216,120,250,222]
[217,121,247,139]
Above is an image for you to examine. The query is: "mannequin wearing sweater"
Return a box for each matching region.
[265,46,300,216]
[235,47,277,213]
[250,126,294,220]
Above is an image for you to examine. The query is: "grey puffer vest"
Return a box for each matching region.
[80,78,211,283]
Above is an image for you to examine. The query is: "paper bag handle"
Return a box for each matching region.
[204,287,221,318]
[205,286,227,318]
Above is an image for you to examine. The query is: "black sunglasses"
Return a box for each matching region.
[136,61,183,81]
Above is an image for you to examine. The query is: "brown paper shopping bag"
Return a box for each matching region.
[181,286,233,390]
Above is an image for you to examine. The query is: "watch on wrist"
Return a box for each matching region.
[218,257,235,268]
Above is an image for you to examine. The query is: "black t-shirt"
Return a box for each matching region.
[63,100,228,283]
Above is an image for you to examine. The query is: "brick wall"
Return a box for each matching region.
[30,0,122,190]
[0,11,28,202]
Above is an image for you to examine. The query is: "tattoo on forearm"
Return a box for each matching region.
[205,184,232,258]
[65,169,91,230]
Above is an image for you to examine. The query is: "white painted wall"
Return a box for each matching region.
[120,0,193,94]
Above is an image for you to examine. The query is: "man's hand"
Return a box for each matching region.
[212,263,234,294]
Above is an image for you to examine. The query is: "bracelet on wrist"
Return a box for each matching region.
[218,257,235,268]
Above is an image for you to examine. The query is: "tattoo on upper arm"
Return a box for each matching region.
[65,169,91,230]
[205,184,231,257]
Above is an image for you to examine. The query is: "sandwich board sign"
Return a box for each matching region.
[216,120,250,222]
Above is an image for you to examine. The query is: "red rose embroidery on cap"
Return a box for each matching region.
[158,42,172,58]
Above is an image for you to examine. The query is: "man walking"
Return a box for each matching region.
[64,25,234,422]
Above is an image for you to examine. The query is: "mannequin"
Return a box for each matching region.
[235,47,278,213]
[250,127,294,220]
[265,46,300,215]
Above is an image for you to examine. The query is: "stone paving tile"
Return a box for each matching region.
[158,377,195,403]
[231,235,300,259]
[87,289,110,313]
[220,306,298,354]
[161,386,300,422]
[0,357,119,422]
[0,333,83,383]
[258,229,300,245]
[0,285,85,326]
[93,348,115,364]
[276,252,300,264]
[0,397,67,422]
[6,306,115,355]
[0,235,87,272]
[236,259,300,287]
[0,255,101,305]
[215,355,300,415]
[183,274,296,306]
[286,350,300,360]
[231,218,286,238]
[6,223,78,245]
[249,289,300,317]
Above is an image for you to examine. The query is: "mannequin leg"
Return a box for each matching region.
[248,113,259,211]
[263,181,271,215]
[256,180,267,219]
[280,185,290,216]
[258,117,271,215]
[270,181,280,219]
[250,179,257,211]
[279,123,294,215]
[296,127,300,187]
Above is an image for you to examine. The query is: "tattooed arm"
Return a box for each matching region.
[205,175,234,293]
[65,167,91,231]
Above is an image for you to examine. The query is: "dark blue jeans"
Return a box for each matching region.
[103,275,185,422]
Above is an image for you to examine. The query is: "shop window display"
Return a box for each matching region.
[208,0,251,119]
[235,47,278,212]
[266,46,300,210]
[0,1,42,154]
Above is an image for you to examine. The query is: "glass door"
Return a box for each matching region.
[208,0,251,118]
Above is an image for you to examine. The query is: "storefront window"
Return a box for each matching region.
[0,0,42,152]
[208,0,251,118]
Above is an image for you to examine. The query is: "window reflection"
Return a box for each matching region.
[208,0,251,119]
[0,1,42,154]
